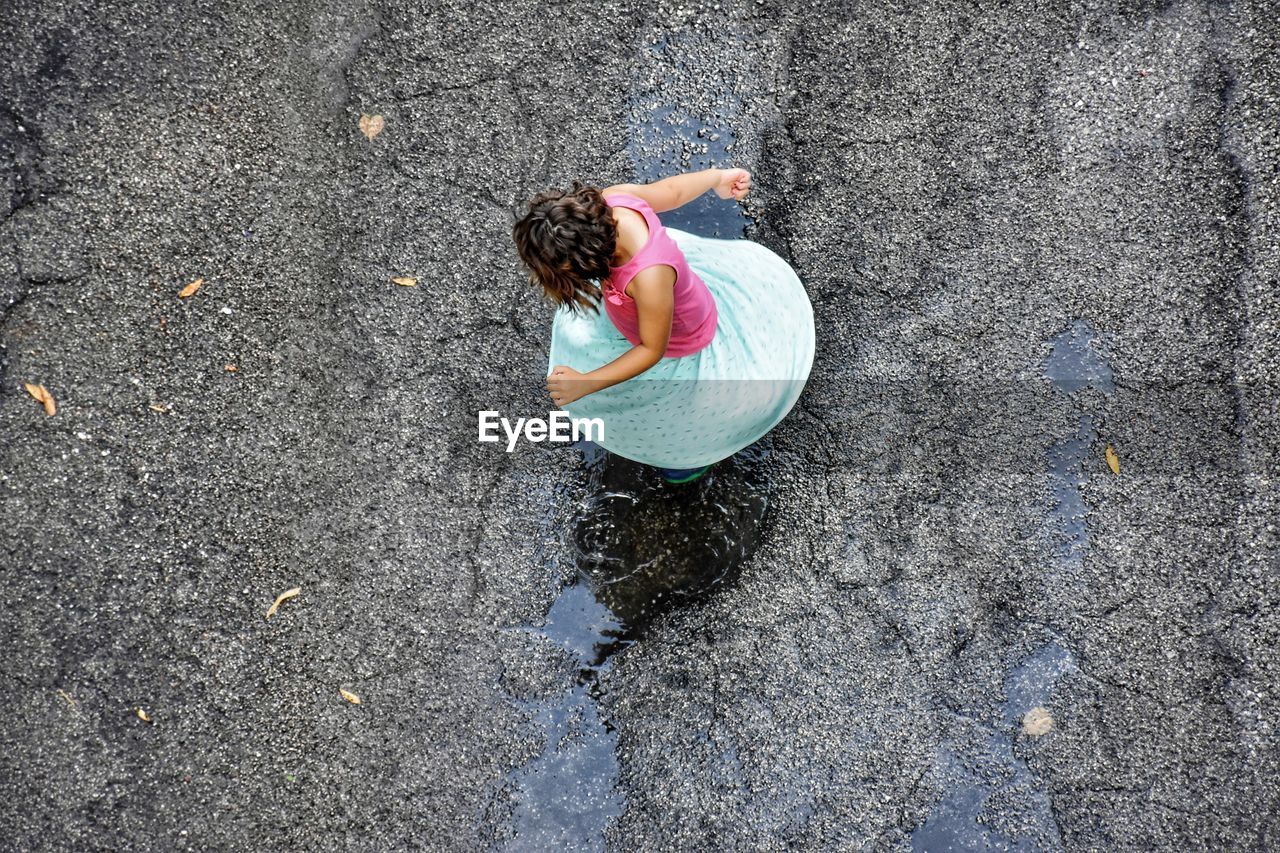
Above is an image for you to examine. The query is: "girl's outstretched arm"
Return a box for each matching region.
[605,167,751,213]
[546,265,675,407]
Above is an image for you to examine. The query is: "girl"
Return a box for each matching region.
[512,167,814,483]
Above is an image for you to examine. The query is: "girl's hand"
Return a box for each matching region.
[715,168,752,201]
[547,365,593,407]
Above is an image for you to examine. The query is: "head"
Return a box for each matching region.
[512,180,616,314]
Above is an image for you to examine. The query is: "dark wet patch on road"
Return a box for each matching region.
[498,442,772,848]
[1045,319,1115,587]
[912,320,1112,849]
[572,441,771,645]
[502,591,624,852]
[912,636,1079,852]
[1044,318,1116,395]
[1046,412,1098,600]
[1002,641,1077,727]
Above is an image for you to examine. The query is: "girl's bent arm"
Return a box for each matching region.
[547,265,674,405]
[575,266,673,392]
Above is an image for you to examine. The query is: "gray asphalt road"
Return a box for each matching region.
[2,0,1277,849]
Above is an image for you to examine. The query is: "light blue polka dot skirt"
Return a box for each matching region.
[548,228,815,469]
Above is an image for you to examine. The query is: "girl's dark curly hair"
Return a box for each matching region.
[512,180,617,314]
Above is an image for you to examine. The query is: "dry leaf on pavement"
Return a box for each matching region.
[265,587,301,620]
[178,277,204,298]
[339,689,362,705]
[1022,706,1054,736]
[24,382,56,416]
[391,276,417,287]
[358,114,385,141]
[1105,445,1120,475]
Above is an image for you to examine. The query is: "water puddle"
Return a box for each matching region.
[911,732,1058,852]
[1046,414,1095,576]
[1045,320,1115,583]
[912,639,1077,852]
[498,442,772,849]
[913,321,1110,850]
[1044,319,1115,394]
[572,441,771,633]
[1001,641,1077,726]
[503,633,623,850]
[629,35,751,239]
[911,745,1025,852]
[538,580,629,671]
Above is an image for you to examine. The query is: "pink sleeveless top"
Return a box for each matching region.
[600,193,717,357]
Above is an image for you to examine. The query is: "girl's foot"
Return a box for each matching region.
[660,464,712,484]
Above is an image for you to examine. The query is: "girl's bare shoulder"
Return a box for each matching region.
[601,183,642,198]
[601,185,650,235]
[608,203,650,267]
[601,180,679,213]
[602,183,666,211]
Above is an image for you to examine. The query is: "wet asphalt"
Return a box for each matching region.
[2,0,1278,849]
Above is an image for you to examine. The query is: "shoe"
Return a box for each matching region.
[661,464,712,484]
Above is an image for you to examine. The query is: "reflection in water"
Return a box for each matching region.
[573,441,771,641]
[913,321,1109,850]
[539,582,628,671]
[501,442,772,850]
